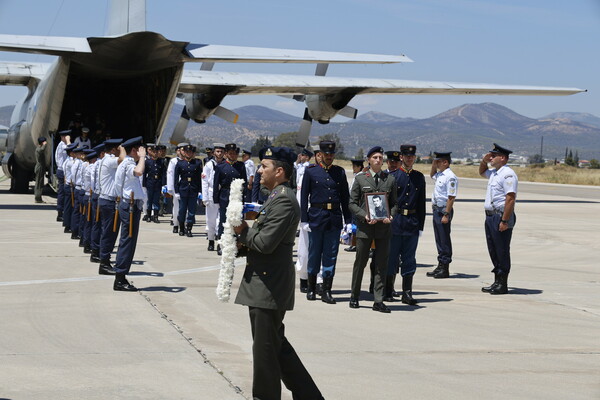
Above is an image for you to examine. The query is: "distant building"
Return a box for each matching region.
[578,160,590,168]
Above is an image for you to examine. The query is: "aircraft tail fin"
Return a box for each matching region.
[105,0,147,36]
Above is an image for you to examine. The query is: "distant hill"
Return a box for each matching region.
[3,102,600,159]
[542,112,600,129]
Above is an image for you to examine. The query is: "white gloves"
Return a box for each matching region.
[174,193,180,200]
[300,222,311,232]
[345,223,353,233]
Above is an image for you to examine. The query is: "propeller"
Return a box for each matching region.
[170,105,190,145]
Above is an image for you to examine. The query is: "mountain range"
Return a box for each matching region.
[2,102,599,159]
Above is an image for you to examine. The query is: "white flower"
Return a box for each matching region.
[216,178,245,302]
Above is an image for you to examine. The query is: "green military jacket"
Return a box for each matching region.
[349,169,398,239]
[235,183,299,310]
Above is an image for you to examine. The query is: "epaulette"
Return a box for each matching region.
[308,164,318,168]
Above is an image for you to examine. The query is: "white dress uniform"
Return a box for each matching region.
[167,156,180,225]
[294,161,322,284]
[484,165,518,215]
[55,141,67,172]
[98,154,119,201]
[432,168,458,209]
[201,158,220,241]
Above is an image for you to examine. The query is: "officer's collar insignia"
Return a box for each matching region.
[281,187,286,194]
[265,148,272,157]
[269,190,278,199]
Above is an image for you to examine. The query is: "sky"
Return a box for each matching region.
[0,0,598,121]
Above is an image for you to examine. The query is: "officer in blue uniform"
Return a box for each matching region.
[427,151,458,279]
[143,144,167,223]
[55,130,71,222]
[174,144,203,237]
[113,136,146,292]
[387,144,426,305]
[97,138,124,275]
[300,140,351,304]
[89,143,105,263]
[213,143,248,252]
[479,143,518,295]
[61,143,77,233]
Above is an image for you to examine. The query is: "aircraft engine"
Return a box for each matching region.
[169,92,238,145]
[294,93,357,148]
[305,93,357,124]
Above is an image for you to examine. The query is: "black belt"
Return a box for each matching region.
[399,208,416,216]
[311,202,340,210]
[485,210,503,216]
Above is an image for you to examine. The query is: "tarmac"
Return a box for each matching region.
[0,171,599,400]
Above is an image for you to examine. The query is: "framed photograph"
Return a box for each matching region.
[365,192,390,220]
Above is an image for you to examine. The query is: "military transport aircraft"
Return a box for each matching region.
[0,0,584,193]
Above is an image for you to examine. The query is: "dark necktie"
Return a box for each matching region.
[374,173,379,186]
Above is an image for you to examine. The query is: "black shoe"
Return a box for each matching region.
[90,253,101,263]
[71,233,80,240]
[170,220,174,226]
[372,302,391,313]
[383,296,394,302]
[173,225,178,234]
[64,227,72,234]
[482,273,500,293]
[489,275,508,295]
[299,279,308,293]
[216,245,222,256]
[316,283,323,296]
[186,223,193,237]
[99,264,116,275]
[426,263,443,277]
[307,275,317,301]
[152,214,160,224]
[349,299,359,309]
[392,290,401,298]
[83,245,92,254]
[207,240,215,251]
[178,223,185,236]
[432,263,450,279]
[401,291,418,306]
[56,214,63,222]
[113,278,137,291]
[344,245,356,252]
[321,278,336,304]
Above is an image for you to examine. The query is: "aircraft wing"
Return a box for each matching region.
[185,44,412,64]
[0,62,50,85]
[0,34,91,56]
[179,70,585,96]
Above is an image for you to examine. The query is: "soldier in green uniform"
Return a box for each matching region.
[234,146,324,400]
[348,146,398,313]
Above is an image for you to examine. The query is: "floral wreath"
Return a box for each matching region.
[216,178,245,302]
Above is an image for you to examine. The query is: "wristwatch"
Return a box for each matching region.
[501,219,508,223]
[442,211,449,216]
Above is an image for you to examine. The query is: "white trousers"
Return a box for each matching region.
[171,194,179,224]
[205,202,220,240]
[295,226,323,283]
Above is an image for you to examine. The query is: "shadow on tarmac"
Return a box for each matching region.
[0,204,56,210]
[139,286,187,293]
[508,287,543,295]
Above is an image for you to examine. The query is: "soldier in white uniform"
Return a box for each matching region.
[72,127,92,149]
[242,149,255,202]
[294,148,313,292]
[166,143,185,232]
[70,147,86,240]
[61,144,76,233]
[201,143,225,251]
[479,143,518,295]
[427,151,458,279]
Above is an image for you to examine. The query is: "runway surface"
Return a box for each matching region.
[1,172,599,399]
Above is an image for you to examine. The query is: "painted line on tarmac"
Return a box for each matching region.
[0,263,238,287]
